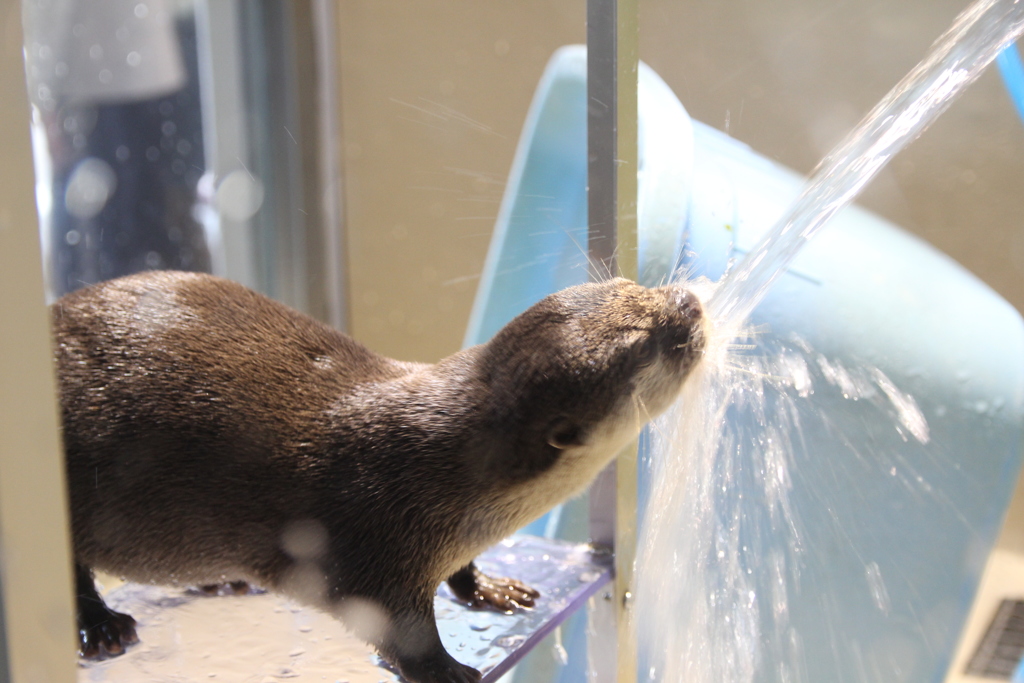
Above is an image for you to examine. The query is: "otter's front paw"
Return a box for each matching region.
[399,651,482,683]
[78,606,138,659]
[447,563,540,611]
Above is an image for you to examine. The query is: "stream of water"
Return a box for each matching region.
[635,0,1024,681]
[707,0,1024,327]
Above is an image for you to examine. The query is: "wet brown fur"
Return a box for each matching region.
[52,270,704,682]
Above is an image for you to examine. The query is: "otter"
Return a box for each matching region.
[52,270,705,683]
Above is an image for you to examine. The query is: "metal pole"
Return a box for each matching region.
[587,0,638,681]
[313,0,350,333]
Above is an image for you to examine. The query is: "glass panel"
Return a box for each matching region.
[22,0,338,321]
[23,0,211,299]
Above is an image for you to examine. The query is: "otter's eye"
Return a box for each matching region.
[546,417,583,449]
[633,337,657,366]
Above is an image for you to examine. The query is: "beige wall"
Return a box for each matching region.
[336,0,584,362]
[336,1,1024,364]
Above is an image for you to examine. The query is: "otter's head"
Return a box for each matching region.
[473,278,704,515]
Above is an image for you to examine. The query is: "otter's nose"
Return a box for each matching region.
[661,286,703,324]
[657,286,705,356]
[674,289,703,322]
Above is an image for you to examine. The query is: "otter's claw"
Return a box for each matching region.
[78,607,138,659]
[75,563,139,659]
[446,563,540,611]
[468,573,539,611]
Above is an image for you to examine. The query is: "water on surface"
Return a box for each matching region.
[635,0,1024,680]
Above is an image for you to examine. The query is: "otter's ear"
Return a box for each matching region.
[546,417,584,449]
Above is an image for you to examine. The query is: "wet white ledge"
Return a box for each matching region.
[78,535,612,682]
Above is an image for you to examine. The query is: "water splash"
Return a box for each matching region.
[636,311,799,683]
[635,309,949,682]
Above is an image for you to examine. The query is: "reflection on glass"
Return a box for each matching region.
[23,0,211,298]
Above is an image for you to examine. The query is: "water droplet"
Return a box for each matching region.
[216,169,265,221]
[495,634,527,649]
[864,562,891,615]
[65,158,116,219]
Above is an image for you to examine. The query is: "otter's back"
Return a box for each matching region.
[51,271,402,579]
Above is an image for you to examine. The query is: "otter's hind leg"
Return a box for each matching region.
[75,563,138,658]
[363,600,480,683]
[447,562,539,611]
